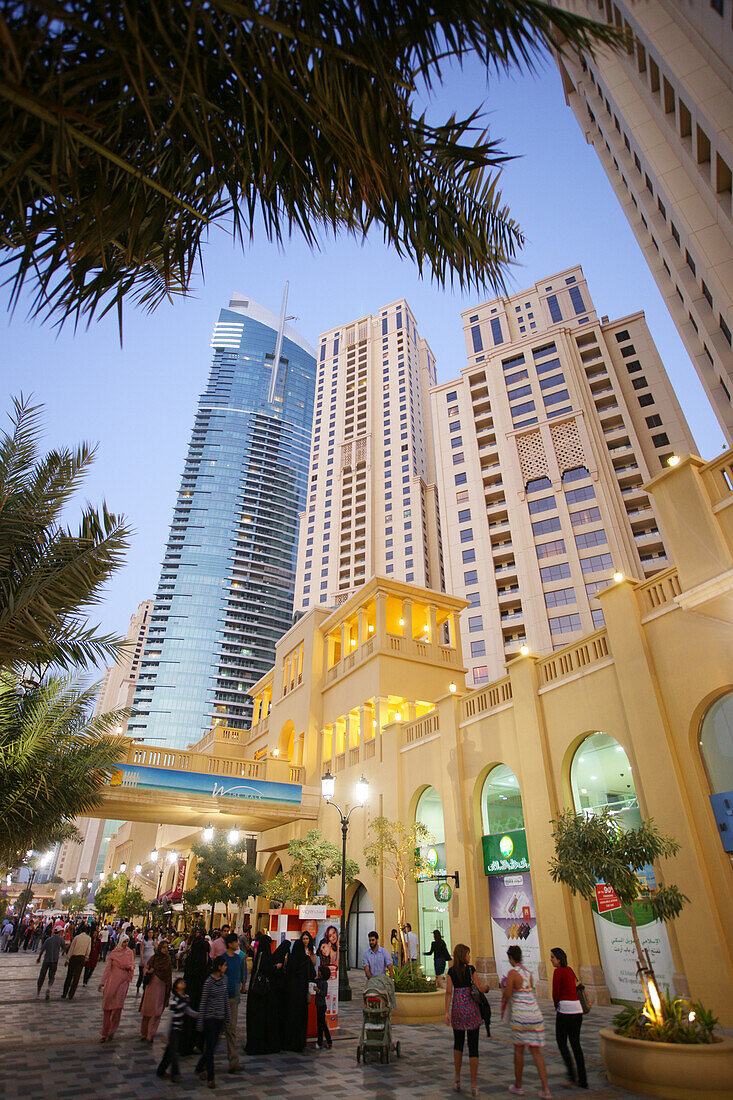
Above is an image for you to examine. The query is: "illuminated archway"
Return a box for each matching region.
[698,691,733,855]
[346,881,375,968]
[414,786,450,975]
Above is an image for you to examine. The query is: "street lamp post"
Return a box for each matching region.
[321,771,369,1002]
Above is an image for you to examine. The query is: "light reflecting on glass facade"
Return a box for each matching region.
[129,295,316,749]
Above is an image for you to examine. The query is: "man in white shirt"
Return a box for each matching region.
[362,932,394,980]
[404,923,418,961]
[100,923,110,960]
[61,927,91,1000]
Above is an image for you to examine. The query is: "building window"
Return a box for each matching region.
[638,393,655,407]
[580,552,613,574]
[473,666,489,685]
[464,569,478,584]
[462,548,476,563]
[547,295,562,323]
[570,506,602,527]
[466,592,481,608]
[645,414,663,428]
[549,613,582,635]
[446,390,458,402]
[720,315,732,346]
[575,529,608,550]
[526,476,552,493]
[458,508,471,522]
[460,528,473,543]
[490,318,503,345]
[453,452,465,465]
[470,640,487,658]
[545,587,577,608]
[591,608,605,628]
[562,466,590,483]
[471,326,484,353]
[569,286,586,315]
[468,615,483,632]
[528,496,556,515]
[532,516,562,536]
[540,562,572,583]
[536,538,566,559]
[652,432,670,447]
[565,484,595,504]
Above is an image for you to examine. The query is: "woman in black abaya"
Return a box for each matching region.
[283,930,316,1052]
[245,932,280,1055]
[180,932,209,1055]
[272,938,291,1049]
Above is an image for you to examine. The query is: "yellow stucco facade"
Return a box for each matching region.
[104,448,733,1022]
[245,449,733,1022]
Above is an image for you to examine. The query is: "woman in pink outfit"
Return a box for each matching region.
[139,940,173,1042]
[98,934,135,1042]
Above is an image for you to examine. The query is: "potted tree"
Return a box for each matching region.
[184,830,263,931]
[364,816,443,1024]
[550,809,733,1099]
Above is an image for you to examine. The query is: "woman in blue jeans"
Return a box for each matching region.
[196,956,230,1088]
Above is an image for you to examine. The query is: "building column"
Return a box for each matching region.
[358,609,369,647]
[401,598,413,639]
[375,593,387,646]
[428,604,438,645]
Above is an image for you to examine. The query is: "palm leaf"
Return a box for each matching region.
[0,1,622,327]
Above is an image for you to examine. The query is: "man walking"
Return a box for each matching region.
[404,923,418,963]
[37,927,65,1000]
[222,933,245,1074]
[209,923,230,962]
[99,923,110,960]
[0,917,13,953]
[362,932,394,980]
[61,925,91,1000]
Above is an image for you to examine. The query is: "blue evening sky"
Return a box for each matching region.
[1,56,726,652]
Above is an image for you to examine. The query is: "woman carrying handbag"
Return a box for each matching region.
[550,946,588,1089]
[444,943,489,1096]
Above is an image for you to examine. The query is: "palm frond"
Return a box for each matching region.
[0,1,622,327]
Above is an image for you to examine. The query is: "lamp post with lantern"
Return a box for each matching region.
[320,771,369,1002]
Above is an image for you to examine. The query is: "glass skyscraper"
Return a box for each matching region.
[129,292,316,749]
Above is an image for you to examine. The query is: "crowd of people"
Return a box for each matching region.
[2,910,589,1093]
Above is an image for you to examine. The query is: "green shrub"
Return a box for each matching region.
[392,963,437,993]
[614,993,719,1045]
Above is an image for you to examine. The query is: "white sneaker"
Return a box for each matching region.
[508,1087,525,1096]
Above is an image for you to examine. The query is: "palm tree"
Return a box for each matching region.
[0,1,620,327]
[0,672,128,871]
[0,395,129,675]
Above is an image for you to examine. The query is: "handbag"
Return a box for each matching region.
[249,951,271,997]
[576,981,591,1014]
[470,975,492,1037]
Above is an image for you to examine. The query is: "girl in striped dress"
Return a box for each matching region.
[500,945,551,1098]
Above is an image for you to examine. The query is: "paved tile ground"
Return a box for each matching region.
[0,953,662,1099]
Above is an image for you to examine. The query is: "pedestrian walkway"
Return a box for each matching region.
[0,954,655,1098]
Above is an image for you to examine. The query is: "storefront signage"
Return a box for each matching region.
[482,830,529,875]
[595,883,621,913]
[434,882,452,903]
[298,904,327,920]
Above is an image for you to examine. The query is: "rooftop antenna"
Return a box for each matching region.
[267,282,298,403]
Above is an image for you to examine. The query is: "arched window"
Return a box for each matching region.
[347,882,375,969]
[699,692,733,795]
[570,731,640,832]
[526,475,552,494]
[415,787,450,974]
[480,765,525,835]
[562,466,590,483]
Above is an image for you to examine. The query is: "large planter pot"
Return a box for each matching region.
[600,1028,733,1100]
[392,990,445,1025]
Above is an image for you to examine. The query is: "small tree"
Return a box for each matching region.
[263,828,358,907]
[117,884,148,919]
[549,809,689,1017]
[184,832,263,927]
[67,890,89,915]
[364,816,434,973]
[93,878,120,918]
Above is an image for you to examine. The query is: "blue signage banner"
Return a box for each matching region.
[108,764,302,805]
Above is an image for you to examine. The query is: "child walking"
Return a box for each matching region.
[196,956,230,1087]
[315,962,332,1049]
[157,977,198,1083]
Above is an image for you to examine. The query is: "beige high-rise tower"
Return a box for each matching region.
[53,599,153,886]
[431,265,696,687]
[294,300,444,610]
[553,0,733,442]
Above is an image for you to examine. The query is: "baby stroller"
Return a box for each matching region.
[356,983,401,1064]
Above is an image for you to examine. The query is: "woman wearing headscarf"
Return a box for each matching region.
[245,932,280,1055]
[180,932,210,1056]
[139,939,173,1042]
[283,930,316,1052]
[98,933,135,1042]
[271,937,291,1049]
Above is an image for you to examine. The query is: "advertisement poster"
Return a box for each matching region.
[591,899,675,1002]
[487,872,540,984]
[269,908,341,1034]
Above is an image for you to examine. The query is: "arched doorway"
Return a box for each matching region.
[569,731,674,1001]
[415,786,451,975]
[347,882,374,969]
[699,692,733,855]
[479,765,539,982]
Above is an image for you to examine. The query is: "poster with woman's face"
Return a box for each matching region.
[314,920,340,1027]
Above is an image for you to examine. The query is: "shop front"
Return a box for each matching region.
[570,731,675,1002]
[480,765,541,984]
[415,786,451,975]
